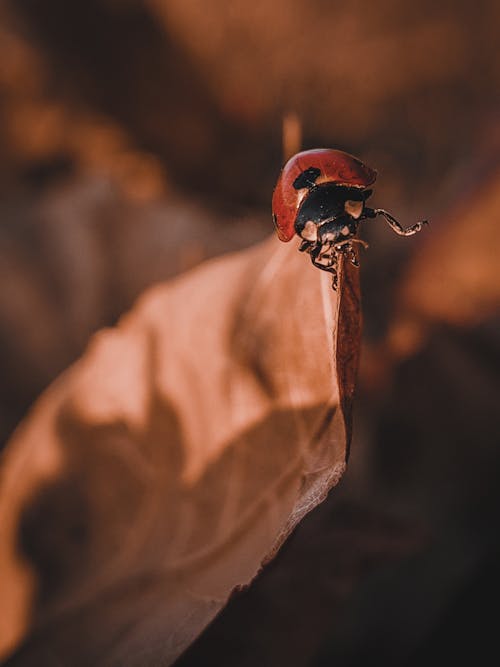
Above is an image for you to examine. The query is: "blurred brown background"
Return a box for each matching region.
[1,1,499,665]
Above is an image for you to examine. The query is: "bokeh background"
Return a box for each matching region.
[1,1,499,665]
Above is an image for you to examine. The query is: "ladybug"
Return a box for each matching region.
[272,148,427,289]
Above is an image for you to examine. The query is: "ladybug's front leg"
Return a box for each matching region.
[363,207,428,236]
[309,243,339,290]
[334,242,358,267]
[298,239,315,253]
[335,239,368,267]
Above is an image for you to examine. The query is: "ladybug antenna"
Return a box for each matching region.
[364,207,428,236]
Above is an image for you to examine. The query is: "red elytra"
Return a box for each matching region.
[272,149,377,242]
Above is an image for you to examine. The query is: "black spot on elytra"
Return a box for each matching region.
[293,167,321,190]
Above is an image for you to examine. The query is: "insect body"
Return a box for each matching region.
[272,149,427,289]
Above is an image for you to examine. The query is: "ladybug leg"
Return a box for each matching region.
[364,208,428,236]
[318,249,338,290]
[334,240,365,267]
[308,244,340,290]
[330,263,339,291]
[300,234,342,291]
[310,244,328,269]
[298,239,315,253]
[347,245,359,267]
[309,241,334,268]
[335,242,358,267]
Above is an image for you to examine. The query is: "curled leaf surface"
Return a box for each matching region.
[0,236,361,666]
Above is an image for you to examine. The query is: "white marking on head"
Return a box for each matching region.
[345,200,363,219]
[301,220,318,242]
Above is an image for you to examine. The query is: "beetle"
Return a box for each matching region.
[272,148,427,289]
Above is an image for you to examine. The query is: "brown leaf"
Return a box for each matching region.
[0,235,360,666]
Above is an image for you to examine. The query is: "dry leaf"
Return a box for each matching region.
[0,235,360,666]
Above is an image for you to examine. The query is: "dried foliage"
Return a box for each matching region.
[174,165,500,667]
[0,1,499,665]
[0,237,360,665]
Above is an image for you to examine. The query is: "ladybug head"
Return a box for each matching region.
[272,148,377,242]
[295,184,373,243]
